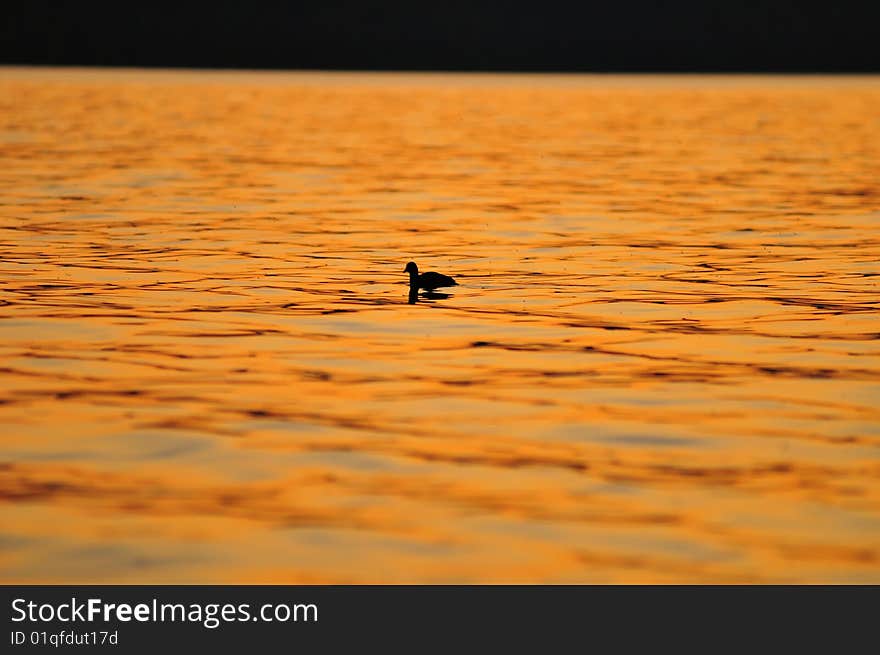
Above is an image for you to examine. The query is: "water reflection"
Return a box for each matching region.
[408,289,453,304]
[0,68,878,583]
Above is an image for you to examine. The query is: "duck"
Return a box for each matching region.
[404,261,458,292]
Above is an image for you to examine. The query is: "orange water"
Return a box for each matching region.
[1,68,878,583]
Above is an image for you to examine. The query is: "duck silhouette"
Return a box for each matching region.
[404,261,458,292]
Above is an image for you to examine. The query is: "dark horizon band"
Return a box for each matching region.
[2,2,879,73]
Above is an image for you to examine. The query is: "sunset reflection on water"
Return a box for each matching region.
[0,68,878,582]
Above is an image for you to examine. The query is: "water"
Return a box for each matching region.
[1,68,878,582]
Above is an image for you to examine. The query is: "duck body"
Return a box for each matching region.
[404,261,458,292]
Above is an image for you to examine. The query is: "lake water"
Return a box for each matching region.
[1,67,878,582]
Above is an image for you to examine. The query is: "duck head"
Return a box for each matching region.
[404,261,419,274]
